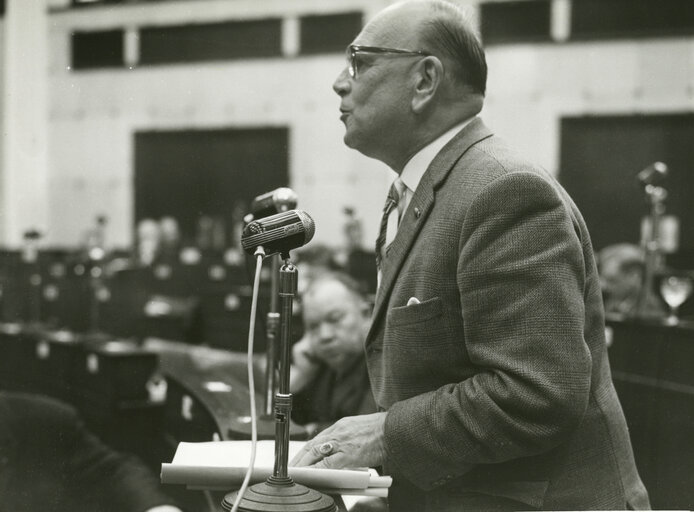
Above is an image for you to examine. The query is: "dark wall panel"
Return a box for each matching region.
[572,0,694,40]
[71,30,124,70]
[139,19,282,65]
[480,0,552,45]
[559,114,694,267]
[134,127,289,244]
[300,12,363,55]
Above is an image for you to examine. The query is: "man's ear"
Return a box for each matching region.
[411,56,444,113]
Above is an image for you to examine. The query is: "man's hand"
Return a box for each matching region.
[290,335,322,393]
[290,412,387,469]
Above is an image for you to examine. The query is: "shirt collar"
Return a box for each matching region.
[399,117,475,194]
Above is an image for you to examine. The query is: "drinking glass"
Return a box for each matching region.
[659,275,693,325]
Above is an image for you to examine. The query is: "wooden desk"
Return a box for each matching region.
[144,338,308,442]
[607,315,694,510]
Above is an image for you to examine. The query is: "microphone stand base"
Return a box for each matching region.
[226,415,309,441]
[222,477,336,512]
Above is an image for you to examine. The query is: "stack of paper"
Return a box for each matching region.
[161,440,392,497]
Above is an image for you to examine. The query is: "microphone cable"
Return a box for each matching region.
[231,247,265,512]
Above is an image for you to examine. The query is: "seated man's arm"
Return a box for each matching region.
[53,401,182,512]
[290,335,321,393]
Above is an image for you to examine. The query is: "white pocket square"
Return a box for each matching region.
[406,297,421,306]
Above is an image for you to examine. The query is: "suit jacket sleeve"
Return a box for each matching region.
[383,171,593,489]
[55,401,178,512]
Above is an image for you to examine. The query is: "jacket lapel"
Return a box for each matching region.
[366,118,494,346]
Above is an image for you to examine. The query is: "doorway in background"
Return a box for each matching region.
[134,126,289,248]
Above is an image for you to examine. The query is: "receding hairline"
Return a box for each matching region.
[365,1,473,44]
[303,272,366,305]
[358,0,486,95]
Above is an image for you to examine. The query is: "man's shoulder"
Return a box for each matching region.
[0,392,79,433]
[440,134,552,195]
[466,135,546,175]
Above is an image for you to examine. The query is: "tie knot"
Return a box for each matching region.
[376,178,405,273]
[384,178,404,213]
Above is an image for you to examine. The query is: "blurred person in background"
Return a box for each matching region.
[598,243,663,319]
[0,391,182,512]
[339,207,378,298]
[293,243,342,297]
[158,216,182,264]
[290,272,376,438]
[135,218,161,267]
[291,244,344,342]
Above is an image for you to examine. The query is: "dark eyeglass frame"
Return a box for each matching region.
[348,44,432,78]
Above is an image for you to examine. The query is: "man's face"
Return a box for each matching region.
[600,259,642,302]
[331,9,422,161]
[302,280,367,372]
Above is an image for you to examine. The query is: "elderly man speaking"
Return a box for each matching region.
[292,1,650,511]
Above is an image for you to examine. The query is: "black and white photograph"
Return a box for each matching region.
[0,0,692,510]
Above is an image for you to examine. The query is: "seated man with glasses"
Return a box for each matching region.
[290,272,376,439]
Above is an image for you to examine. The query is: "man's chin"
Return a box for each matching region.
[323,356,348,372]
[343,132,370,157]
[343,131,356,149]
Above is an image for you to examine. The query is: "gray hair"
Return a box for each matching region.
[418,0,487,95]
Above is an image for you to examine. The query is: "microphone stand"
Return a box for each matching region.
[263,255,280,418]
[222,255,336,512]
[634,183,667,319]
[229,211,307,440]
[260,196,296,418]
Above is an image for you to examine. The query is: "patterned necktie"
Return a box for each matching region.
[375,180,401,271]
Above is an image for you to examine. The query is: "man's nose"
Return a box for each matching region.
[317,322,336,342]
[332,67,351,96]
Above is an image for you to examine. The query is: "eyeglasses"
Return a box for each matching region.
[347,44,431,79]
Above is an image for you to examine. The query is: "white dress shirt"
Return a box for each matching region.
[377,117,475,286]
[396,117,475,222]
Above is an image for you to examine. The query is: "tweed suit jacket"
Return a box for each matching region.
[366,118,650,511]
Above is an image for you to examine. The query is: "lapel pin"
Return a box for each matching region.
[414,207,421,218]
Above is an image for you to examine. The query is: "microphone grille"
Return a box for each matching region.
[296,210,316,243]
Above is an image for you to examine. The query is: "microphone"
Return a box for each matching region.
[249,187,298,221]
[241,209,315,258]
[637,162,668,187]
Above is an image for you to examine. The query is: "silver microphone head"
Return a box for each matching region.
[249,187,299,221]
[637,162,668,187]
[241,209,315,258]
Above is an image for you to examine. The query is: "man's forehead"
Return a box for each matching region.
[354,3,427,47]
[303,294,351,325]
[304,280,353,308]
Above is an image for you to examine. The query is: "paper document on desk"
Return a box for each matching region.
[161,440,391,497]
